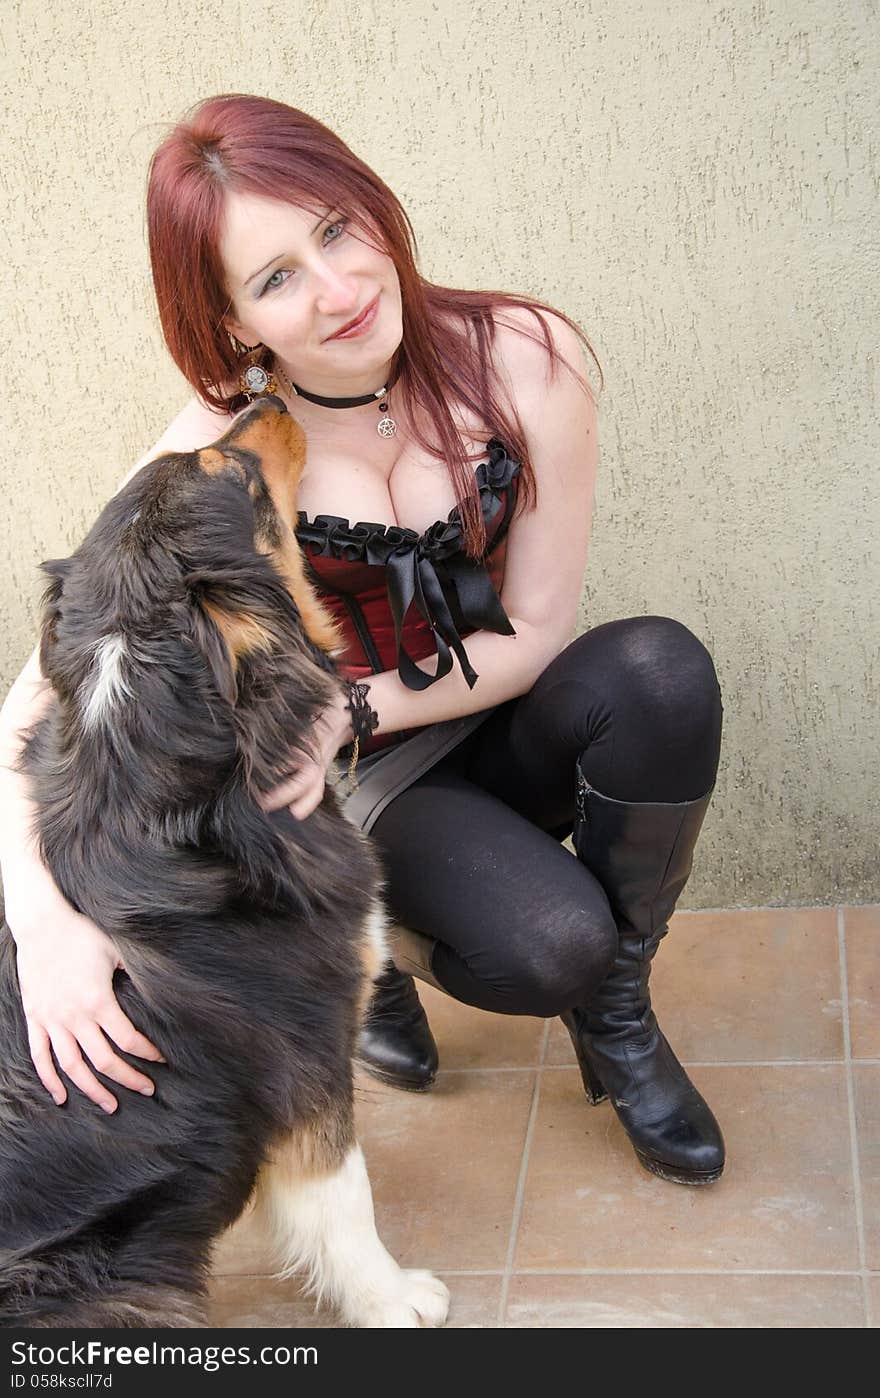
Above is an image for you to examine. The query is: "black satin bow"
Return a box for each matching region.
[295,441,520,691]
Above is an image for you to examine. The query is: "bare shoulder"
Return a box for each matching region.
[489,304,592,399]
[487,304,597,466]
[115,395,234,493]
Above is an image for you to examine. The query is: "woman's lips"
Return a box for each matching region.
[326,295,379,341]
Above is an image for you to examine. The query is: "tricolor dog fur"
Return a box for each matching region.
[0,395,449,1329]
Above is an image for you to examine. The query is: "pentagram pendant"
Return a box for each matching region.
[377,395,397,437]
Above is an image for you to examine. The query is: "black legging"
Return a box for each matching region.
[370,616,724,1017]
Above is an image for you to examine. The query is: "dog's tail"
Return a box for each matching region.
[4,1289,205,1329]
[0,1253,206,1329]
[2,1284,205,1330]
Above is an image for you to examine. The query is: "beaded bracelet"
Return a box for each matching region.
[343,680,380,789]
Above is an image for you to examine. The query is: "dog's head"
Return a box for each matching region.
[38,396,342,812]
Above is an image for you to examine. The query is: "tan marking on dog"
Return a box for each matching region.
[355,901,391,1023]
[266,1111,355,1184]
[198,447,238,480]
[201,599,275,674]
[258,522,343,655]
[216,406,343,655]
[225,407,307,533]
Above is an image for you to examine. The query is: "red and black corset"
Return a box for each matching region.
[294,439,521,750]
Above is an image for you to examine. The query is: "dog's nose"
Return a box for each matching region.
[229,394,289,430]
[249,393,288,416]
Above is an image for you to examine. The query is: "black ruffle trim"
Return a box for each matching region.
[295,439,520,691]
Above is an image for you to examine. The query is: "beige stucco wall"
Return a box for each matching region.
[1,0,876,906]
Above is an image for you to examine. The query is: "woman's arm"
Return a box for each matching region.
[0,394,235,1108]
[0,651,167,1110]
[0,648,55,874]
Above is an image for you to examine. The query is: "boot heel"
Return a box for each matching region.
[579,1052,608,1106]
[560,1011,609,1106]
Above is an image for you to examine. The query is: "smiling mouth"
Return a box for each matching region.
[326,295,379,340]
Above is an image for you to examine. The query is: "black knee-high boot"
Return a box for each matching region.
[561,766,725,1185]
[356,959,439,1092]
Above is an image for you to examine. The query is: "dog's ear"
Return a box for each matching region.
[185,571,279,708]
[197,446,262,498]
[178,453,273,705]
[186,596,239,707]
[37,556,74,679]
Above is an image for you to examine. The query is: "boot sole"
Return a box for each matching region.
[355,1058,438,1093]
[635,1150,724,1186]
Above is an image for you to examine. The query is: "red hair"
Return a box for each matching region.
[147,93,600,556]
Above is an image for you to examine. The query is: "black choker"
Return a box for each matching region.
[277,365,398,438]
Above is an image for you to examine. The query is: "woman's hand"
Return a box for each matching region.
[11,892,164,1114]
[1,651,163,1113]
[259,688,354,821]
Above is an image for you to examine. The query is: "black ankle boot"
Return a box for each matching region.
[561,770,725,1186]
[356,961,439,1092]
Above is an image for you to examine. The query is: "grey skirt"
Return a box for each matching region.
[329,708,497,834]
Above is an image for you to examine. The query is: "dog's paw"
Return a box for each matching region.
[353,1269,450,1328]
[400,1269,450,1327]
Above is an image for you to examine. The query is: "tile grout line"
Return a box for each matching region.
[214,1265,878,1281]
[673,904,877,916]
[511,1266,877,1278]
[440,1057,876,1075]
[496,1021,551,1325]
[837,906,872,1327]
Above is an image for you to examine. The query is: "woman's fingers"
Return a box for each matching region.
[77,1022,157,1097]
[14,907,164,1108]
[288,770,326,820]
[99,1000,165,1068]
[260,762,326,818]
[258,773,305,813]
[259,714,344,816]
[49,1026,119,1114]
[25,1021,68,1106]
[26,1005,163,1109]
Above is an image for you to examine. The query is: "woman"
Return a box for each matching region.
[0,94,725,1185]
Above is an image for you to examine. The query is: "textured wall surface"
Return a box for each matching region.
[1,0,877,905]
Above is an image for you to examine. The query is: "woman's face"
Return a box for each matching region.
[220,189,403,397]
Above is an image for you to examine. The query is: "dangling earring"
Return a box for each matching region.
[234,340,278,400]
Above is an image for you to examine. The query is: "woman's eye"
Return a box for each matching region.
[257,220,347,295]
[260,268,289,296]
[323,218,347,244]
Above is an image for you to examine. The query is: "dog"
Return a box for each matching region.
[0,395,449,1329]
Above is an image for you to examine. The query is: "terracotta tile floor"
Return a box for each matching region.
[208,904,879,1328]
